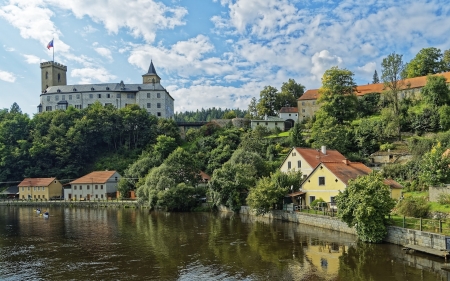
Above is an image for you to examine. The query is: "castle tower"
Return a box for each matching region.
[40,61,67,93]
[142,60,161,85]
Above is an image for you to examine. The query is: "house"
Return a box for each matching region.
[278,107,298,130]
[279,146,346,179]
[289,160,403,208]
[18,178,63,200]
[250,116,285,131]
[297,72,450,122]
[67,171,121,201]
[0,186,19,199]
[369,149,413,169]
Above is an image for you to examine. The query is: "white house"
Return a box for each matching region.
[66,171,121,200]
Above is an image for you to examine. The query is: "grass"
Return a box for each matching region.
[401,191,450,213]
[388,214,450,235]
[266,131,289,138]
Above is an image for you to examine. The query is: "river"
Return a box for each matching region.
[0,206,448,281]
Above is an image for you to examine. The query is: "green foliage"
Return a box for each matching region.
[247,170,302,215]
[357,93,380,118]
[379,143,394,151]
[289,122,307,147]
[156,183,204,211]
[372,70,380,84]
[421,75,450,107]
[439,105,450,130]
[403,47,445,78]
[353,117,382,156]
[395,196,430,218]
[419,142,450,187]
[222,110,237,119]
[174,107,247,122]
[336,173,396,243]
[310,198,326,208]
[437,193,450,205]
[318,66,358,123]
[256,86,278,117]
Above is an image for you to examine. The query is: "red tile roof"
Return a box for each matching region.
[321,161,372,185]
[294,147,346,168]
[200,171,211,181]
[18,178,57,187]
[383,178,403,189]
[70,171,118,184]
[299,72,450,101]
[279,107,298,113]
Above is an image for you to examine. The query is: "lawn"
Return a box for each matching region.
[266,131,289,138]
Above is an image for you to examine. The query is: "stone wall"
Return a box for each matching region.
[384,225,448,250]
[429,185,450,202]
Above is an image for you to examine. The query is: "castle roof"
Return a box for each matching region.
[44,82,169,96]
[146,60,158,75]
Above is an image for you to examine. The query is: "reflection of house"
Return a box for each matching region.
[369,150,412,168]
[304,243,346,278]
[278,107,298,130]
[18,178,63,200]
[297,72,450,122]
[67,171,121,201]
[288,160,403,207]
[250,116,285,131]
[280,146,346,179]
[0,186,19,199]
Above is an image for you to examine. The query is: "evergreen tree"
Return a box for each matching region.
[372,70,380,84]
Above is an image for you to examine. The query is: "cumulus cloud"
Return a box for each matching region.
[71,68,117,84]
[23,54,42,64]
[0,70,16,83]
[95,47,113,61]
[310,50,343,80]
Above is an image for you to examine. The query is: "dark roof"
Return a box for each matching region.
[1,186,18,195]
[147,60,157,75]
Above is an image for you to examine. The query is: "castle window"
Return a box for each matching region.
[69,95,72,100]
[105,103,112,106]
[302,109,305,113]
[138,86,141,90]
[57,89,61,93]
[106,87,110,90]
[157,112,161,116]
[76,94,80,99]
[147,103,151,108]
[73,88,77,92]
[147,93,150,98]
[75,105,82,109]
[62,95,65,101]
[97,94,101,98]
[157,103,161,108]
[89,94,93,99]
[117,93,121,98]
[46,106,52,111]
[157,93,161,98]
[297,160,301,168]
[55,95,59,101]
[312,101,315,105]
[91,87,95,91]
[302,102,305,105]
[58,73,60,82]
[47,96,50,101]
[45,72,48,79]
[127,94,134,99]
[107,94,111,98]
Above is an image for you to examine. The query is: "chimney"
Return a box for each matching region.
[321,146,326,155]
[342,159,349,165]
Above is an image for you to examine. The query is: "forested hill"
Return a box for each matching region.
[174,108,247,122]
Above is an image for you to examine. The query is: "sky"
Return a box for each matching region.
[0,0,450,117]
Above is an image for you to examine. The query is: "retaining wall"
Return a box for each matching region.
[385,225,447,250]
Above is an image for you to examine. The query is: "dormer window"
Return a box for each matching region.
[57,89,61,93]
[91,87,95,91]
[138,86,141,90]
[73,88,77,92]
[106,87,110,90]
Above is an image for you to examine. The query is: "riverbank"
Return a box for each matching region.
[0,199,142,208]
[236,206,450,260]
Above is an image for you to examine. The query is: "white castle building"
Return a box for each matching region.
[38,61,174,118]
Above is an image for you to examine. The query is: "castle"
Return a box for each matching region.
[37,61,174,118]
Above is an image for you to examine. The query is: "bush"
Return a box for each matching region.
[437,193,450,205]
[380,143,395,151]
[310,198,326,208]
[396,196,430,218]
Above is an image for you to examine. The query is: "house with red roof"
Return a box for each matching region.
[288,160,403,208]
[18,178,63,200]
[67,170,121,201]
[297,71,450,122]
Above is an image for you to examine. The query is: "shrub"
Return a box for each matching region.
[310,198,326,208]
[396,196,430,218]
[437,193,450,205]
[380,143,395,151]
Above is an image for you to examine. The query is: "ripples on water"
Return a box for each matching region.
[0,206,448,281]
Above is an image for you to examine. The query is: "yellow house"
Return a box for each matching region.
[279,146,346,179]
[18,178,63,200]
[296,160,402,207]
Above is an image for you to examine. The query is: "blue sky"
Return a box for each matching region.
[0,0,450,117]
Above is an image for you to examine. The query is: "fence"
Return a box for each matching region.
[284,204,338,217]
[387,215,450,235]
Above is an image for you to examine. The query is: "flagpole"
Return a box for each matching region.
[52,38,54,62]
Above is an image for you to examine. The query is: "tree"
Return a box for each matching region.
[290,122,307,147]
[223,110,237,119]
[256,86,278,117]
[421,74,450,107]
[317,66,357,124]
[443,49,450,72]
[336,173,395,243]
[419,142,450,187]
[247,97,258,119]
[281,79,305,99]
[372,70,380,84]
[404,47,444,78]
[381,53,405,139]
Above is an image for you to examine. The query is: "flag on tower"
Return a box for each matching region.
[47,40,53,49]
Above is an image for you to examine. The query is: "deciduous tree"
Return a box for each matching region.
[404,47,445,78]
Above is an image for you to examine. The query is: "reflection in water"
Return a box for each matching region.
[0,206,447,280]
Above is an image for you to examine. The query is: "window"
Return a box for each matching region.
[87,104,92,107]
[80,186,83,190]
[330,197,335,203]
[302,109,305,113]
[289,114,291,116]
[75,105,82,109]
[87,185,90,190]
[38,195,40,199]
[45,71,48,79]
[292,152,296,156]
[297,160,301,168]
[34,187,36,191]
[105,103,112,106]
[58,73,60,82]
[22,187,24,191]
[74,186,77,190]
[107,94,111,98]
[288,161,291,169]
[127,94,134,99]
[275,122,278,125]
[310,196,316,204]
[96,194,98,198]
[302,102,305,105]
[147,93,150,98]
[117,93,121,98]
[265,122,268,125]
[157,93,161,98]
[157,103,161,108]
[62,95,66,101]
[38,187,40,191]
[98,94,102,98]
[101,185,103,189]
[69,95,72,100]
[157,112,161,116]
[95,185,98,190]
[76,94,80,99]
[312,101,316,105]
[101,194,104,198]
[47,96,50,101]
[55,95,59,101]
[89,94,93,99]
[147,103,151,108]
[319,176,325,186]
[43,187,45,191]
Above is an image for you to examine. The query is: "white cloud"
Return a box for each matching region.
[47,0,188,43]
[3,45,14,52]
[23,54,42,64]
[71,68,117,84]
[310,50,343,80]
[0,70,16,83]
[95,47,113,61]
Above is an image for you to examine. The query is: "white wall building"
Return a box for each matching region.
[38,61,174,118]
[66,171,121,200]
